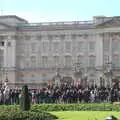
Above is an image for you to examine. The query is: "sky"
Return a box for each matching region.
[0,0,120,23]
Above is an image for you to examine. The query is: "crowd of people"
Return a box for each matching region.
[0,83,120,105]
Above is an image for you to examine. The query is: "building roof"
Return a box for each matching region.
[17,20,95,31]
[0,15,28,23]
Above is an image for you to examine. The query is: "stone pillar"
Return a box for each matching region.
[95,33,103,86]
[109,33,113,87]
[4,40,8,67]
[11,40,16,67]
[96,33,103,68]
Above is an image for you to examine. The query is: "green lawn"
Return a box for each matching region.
[51,111,120,120]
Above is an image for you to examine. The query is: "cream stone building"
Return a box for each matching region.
[0,15,120,88]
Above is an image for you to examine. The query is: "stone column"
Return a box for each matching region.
[11,40,16,68]
[96,33,103,68]
[4,40,8,67]
[95,33,103,86]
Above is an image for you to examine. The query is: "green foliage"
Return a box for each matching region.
[0,104,120,120]
[31,103,120,112]
[0,106,57,120]
[0,103,120,112]
[20,85,31,111]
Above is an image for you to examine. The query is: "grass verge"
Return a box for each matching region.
[51,111,120,120]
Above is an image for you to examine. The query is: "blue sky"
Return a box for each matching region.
[0,0,120,22]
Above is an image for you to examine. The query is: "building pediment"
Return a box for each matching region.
[97,18,120,27]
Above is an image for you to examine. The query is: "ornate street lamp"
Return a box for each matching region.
[104,56,113,88]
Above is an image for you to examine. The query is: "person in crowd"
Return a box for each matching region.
[0,81,120,105]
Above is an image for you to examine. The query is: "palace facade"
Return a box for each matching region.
[0,15,120,88]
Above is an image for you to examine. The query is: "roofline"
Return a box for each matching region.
[0,15,28,23]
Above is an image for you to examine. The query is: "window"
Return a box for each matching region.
[77,41,84,52]
[77,55,84,66]
[48,35,53,40]
[36,35,42,40]
[0,36,4,40]
[53,42,59,53]
[31,43,37,53]
[31,56,36,67]
[54,35,59,39]
[25,35,31,40]
[89,56,96,67]
[53,56,60,67]
[89,41,95,52]
[11,35,19,40]
[25,44,30,56]
[0,50,4,67]
[0,41,4,46]
[112,40,118,52]
[112,55,119,68]
[60,35,65,40]
[25,60,30,68]
[65,56,72,68]
[7,42,11,46]
[42,56,48,68]
[71,34,76,39]
[42,42,48,53]
[19,56,25,68]
[104,55,108,65]
[0,36,8,40]
[17,43,25,53]
[83,34,88,39]
[65,41,71,53]
[103,39,109,52]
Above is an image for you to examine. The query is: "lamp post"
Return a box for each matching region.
[2,67,8,89]
[83,73,88,88]
[104,56,112,88]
